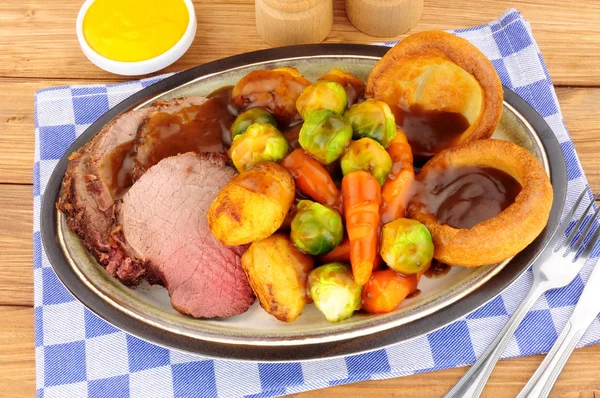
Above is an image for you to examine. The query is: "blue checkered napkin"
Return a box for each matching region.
[33,9,600,398]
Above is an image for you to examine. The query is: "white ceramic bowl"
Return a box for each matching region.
[76,0,197,76]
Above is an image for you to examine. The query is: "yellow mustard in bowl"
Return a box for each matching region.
[83,0,190,62]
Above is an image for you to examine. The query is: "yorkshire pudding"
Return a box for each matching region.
[407,139,553,267]
[366,31,503,162]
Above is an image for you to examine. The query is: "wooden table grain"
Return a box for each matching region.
[1,1,599,397]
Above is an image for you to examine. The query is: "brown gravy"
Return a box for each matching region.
[424,260,452,279]
[392,104,471,163]
[230,69,308,128]
[102,140,136,198]
[136,96,235,170]
[415,166,522,229]
[105,72,364,196]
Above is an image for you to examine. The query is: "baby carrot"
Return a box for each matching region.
[362,269,418,314]
[281,149,342,211]
[318,236,351,263]
[342,171,381,285]
[381,130,415,224]
[318,237,382,272]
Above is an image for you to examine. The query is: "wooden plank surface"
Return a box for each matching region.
[0,184,33,306]
[0,0,599,85]
[1,305,599,398]
[0,306,35,398]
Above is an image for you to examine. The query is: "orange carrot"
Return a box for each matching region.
[281,149,342,211]
[362,269,418,314]
[381,130,415,224]
[318,236,351,263]
[342,171,381,285]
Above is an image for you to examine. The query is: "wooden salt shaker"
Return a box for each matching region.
[255,0,333,46]
[346,0,423,37]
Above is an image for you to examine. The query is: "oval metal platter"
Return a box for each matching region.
[41,44,567,361]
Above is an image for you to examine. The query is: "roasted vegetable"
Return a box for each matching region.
[380,218,434,275]
[231,108,278,138]
[280,149,342,210]
[317,238,383,272]
[341,138,392,185]
[207,162,295,246]
[381,129,415,223]
[242,233,314,322]
[362,270,418,314]
[296,81,348,119]
[342,171,382,285]
[298,109,353,165]
[228,123,289,172]
[308,262,362,322]
[318,236,351,264]
[231,67,311,126]
[319,68,365,106]
[290,200,343,255]
[344,99,397,148]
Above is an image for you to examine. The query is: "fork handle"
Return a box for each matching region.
[444,281,550,398]
[517,320,584,398]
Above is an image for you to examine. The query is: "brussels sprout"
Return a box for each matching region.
[231,108,278,138]
[298,109,353,165]
[296,81,348,120]
[380,218,434,275]
[308,263,362,322]
[340,138,392,185]
[344,99,397,148]
[290,200,343,255]
[318,68,365,106]
[228,123,289,172]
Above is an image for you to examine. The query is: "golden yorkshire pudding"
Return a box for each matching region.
[407,139,553,267]
[366,31,503,162]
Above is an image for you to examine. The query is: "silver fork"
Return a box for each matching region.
[444,187,599,398]
[518,206,600,398]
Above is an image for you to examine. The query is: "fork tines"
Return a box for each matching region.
[555,187,600,262]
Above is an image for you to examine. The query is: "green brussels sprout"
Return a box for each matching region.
[231,108,278,138]
[308,262,362,322]
[290,200,343,255]
[380,218,434,275]
[344,99,397,148]
[340,138,392,185]
[298,109,353,165]
[228,123,289,172]
[296,81,348,120]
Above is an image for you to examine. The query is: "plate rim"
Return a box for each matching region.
[40,43,567,361]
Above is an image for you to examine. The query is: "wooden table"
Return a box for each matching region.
[1,1,599,396]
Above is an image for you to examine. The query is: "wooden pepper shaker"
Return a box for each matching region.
[345,0,423,37]
[255,0,333,46]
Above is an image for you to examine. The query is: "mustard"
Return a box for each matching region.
[83,0,189,62]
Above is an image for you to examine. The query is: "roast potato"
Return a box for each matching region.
[207,162,295,246]
[242,233,314,322]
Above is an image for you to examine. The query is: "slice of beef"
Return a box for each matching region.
[120,152,254,318]
[132,96,234,180]
[57,97,211,285]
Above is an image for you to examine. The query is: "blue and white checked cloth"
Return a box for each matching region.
[33,9,600,398]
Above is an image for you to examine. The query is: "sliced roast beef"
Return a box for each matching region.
[120,153,254,318]
[132,95,234,179]
[57,97,213,285]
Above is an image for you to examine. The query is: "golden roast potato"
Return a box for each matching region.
[241,233,314,322]
[207,162,295,246]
